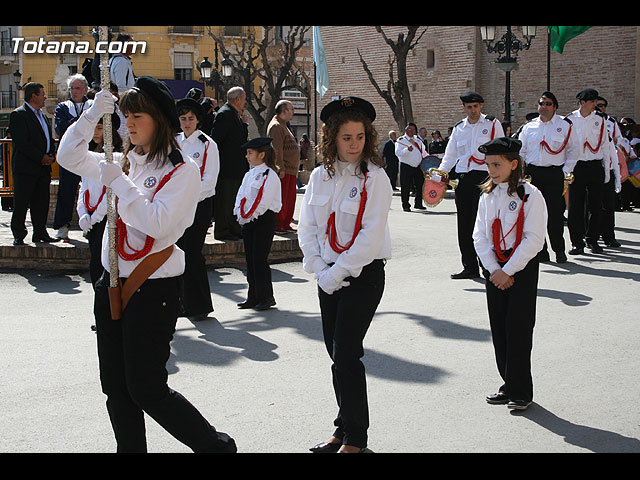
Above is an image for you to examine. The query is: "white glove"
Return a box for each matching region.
[615,178,622,193]
[316,268,350,295]
[100,160,124,187]
[84,89,116,123]
[430,173,442,183]
[78,213,92,233]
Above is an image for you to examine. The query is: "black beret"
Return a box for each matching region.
[460,90,484,103]
[241,137,273,150]
[541,91,559,107]
[478,137,522,155]
[320,96,376,123]
[176,97,204,119]
[576,88,599,101]
[132,76,179,131]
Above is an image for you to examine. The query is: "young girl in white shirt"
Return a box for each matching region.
[77,113,123,287]
[233,137,281,311]
[175,97,220,321]
[57,76,236,453]
[472,137,548,411]
[298,97,392,453]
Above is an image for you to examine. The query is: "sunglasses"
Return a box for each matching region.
[538,101,554,106]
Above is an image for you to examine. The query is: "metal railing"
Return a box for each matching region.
[0,139,13,196]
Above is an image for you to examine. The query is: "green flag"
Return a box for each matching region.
[549,26,592,53]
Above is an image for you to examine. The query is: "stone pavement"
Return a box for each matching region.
[1,189,639,453]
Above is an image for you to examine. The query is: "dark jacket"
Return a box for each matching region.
[210,102,249,179]
[10,103,55,176]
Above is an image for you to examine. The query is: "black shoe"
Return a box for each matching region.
[12,238,25,246]
[310,441,342,453]
[568,246,584,255]
[403,206,411,212]
[450,270,479,280]
[486,392,510,405]
[237,300,257,309]
[507,399,532,411]
[32,234,60,243]
[604,239,621,247]
[414,205,426,210]
[538,250,550,262]
[555,252,567,264]
[586,242,603,254]
[254,298,276,311]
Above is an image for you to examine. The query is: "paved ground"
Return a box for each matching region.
[1,190,639,453]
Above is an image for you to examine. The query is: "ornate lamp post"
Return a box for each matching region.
[199,43,234,102]
[480,26,537,124]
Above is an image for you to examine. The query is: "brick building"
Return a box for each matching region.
[315,26,640,148]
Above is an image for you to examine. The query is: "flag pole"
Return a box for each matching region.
[98,25,121,319]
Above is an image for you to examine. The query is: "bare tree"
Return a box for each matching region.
[206,26,311,136]
[357,26,427,131]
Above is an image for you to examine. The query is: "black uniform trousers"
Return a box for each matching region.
[86,217,106,287]
[568,160,604,248]
[53,165,81,229]
[484,254,539,403]
[455,169,488,274]
[525,164,566,256]
[400,162,424,209]
[241,209,276,303]
[11,171,51,241]
[599,170,617,242]
[213,177,243,239]
[94,272,236,453]
[318,259,385,449]
[177,196,214,316]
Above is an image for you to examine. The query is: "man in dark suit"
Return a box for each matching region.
[382,130,399,190]
[10,82,59,245]
[210,86,249,241]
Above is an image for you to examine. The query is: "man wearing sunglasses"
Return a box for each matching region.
[519,91,580,264]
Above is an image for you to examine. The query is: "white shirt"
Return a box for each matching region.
[233,162,281,225]
[109,54,135,93]
[440,114,505,174]
[298,160,392,284]
[176,130,220,201]
[56,110,201,279]
[395,134,427,167]
[473,181,548,277]
[565,109,616,174]
[519,114,580,174]
[77,173,108,226]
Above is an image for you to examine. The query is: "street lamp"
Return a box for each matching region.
[480,26,536,124]
[200,45,234,102]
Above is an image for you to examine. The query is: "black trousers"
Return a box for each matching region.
[456,169,487,274]
[385,158,398,189]
[10,172,51,240]
[94,273,235,452]
[86,217,106,287]
[241,210,275,303]
[525,164,566,255]
[53,166,81,229]
[568,160,604,247]
[177,196,214,316]
[213,177,242,239]
[400,163,424,209]
[484,255,539,402]
[318,259,385,449]
[599,170,616,242]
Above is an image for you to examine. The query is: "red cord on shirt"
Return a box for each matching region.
[326,172,368,253]
[116,162,185,261]
[83,185,106,213]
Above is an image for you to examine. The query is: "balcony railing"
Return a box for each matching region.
[168,26,205,35]
[0,91,18,110]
